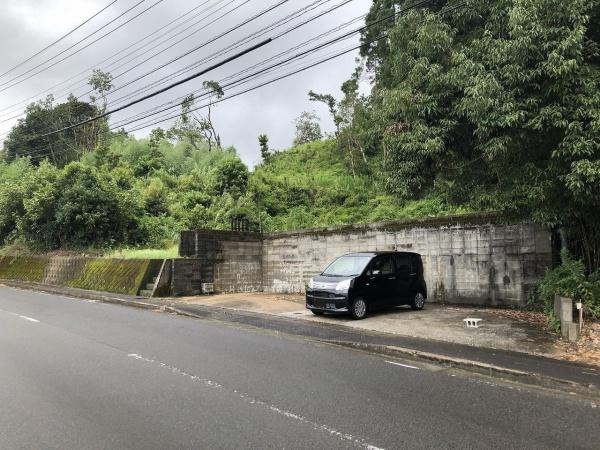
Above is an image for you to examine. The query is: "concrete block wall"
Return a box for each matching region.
[171,259,202,296]
[261,217,553,307]
[179,230,262,293]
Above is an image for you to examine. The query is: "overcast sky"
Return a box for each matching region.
[0,0,372,167]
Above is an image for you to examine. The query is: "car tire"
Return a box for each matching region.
[350,297,367,320]
[311,309,324,316]
[411,292,426,311]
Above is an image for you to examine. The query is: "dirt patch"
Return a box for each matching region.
[485,309,553,333]
[487,309,600,366]
[554,321,600,367]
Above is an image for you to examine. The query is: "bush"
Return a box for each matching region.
[530,251,600,324]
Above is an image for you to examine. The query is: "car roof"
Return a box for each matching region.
[342,251,421,257]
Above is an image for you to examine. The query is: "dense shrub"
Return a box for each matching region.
[530,251,600,323]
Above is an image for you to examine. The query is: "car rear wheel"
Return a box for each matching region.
[411,292,426,311]
[350,297,367,320]
[311,309,324,316]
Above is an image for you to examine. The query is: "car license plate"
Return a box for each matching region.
[326,303,335,309]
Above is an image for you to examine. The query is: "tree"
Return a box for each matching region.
[258,134,271,162]
[308,90,341,134]
[293,111,322,146]
[210,156,249,198]
[2,95,104,166]
[352,0,600,272]
[169,81,224,151]
[89,69,113,114]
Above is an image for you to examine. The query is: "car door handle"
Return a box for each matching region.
[388,276,396,280]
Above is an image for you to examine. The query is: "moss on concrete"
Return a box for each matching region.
[0,256,49,282]
[65,259,151,295]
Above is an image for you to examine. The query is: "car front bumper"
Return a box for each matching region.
[305,290,349,313]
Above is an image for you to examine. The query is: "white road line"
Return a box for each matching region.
[128,353,385,450]
[18,315,40,323]
[0,308,40,323]
[385,361,420,370]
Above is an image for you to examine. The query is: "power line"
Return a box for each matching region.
[0,0,120,80]
[110,1,471,134]
[41,39,273,138]
[20,0,469,161]
[0,0,220,117]
[0,0,166,92]
[107,0,345,108]
[109,7,364,127]
[100,0,290,101]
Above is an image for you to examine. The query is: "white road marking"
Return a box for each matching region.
[385,361,420,370]
[0,308,40,323]
[18,315,39,323]
[127,353,385,450]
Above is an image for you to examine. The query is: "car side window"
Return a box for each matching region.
[411,255,421,274]
[372,256,395,275]
[395,255,411,278]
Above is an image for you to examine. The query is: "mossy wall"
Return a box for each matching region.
[0,256,50,282]
[65,259,153,295]
[0,256,161,296]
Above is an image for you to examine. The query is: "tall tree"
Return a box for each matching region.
[258,134,271,162]
[293,111,322,146]
[168,81,224,151]
[352,0,600,271]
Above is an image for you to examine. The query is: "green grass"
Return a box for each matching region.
[105,244,179,260]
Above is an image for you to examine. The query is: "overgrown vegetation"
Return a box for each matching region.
[530,251,600,324]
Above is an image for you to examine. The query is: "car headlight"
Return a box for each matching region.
[307,278,316,289]
[335,279,351,292]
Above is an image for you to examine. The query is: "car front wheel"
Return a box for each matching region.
[311,309,324,316]
[411,292,426,310]
[350,297,367,320]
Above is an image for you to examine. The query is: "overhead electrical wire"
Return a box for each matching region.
[0,0,120,80]
[107,0,346,108]
[19,0,431,158]
[20,0,469,161]
[94,0,291,101]
[121,0,469,134]
[0,0,167,92]
[0,0,221,118]
[109,8,365,127]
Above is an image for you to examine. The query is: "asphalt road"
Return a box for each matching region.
[0,286,599,449]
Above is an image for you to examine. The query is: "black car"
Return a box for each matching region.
[305,251,427,320]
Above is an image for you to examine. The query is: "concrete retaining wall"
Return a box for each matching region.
[262,218,552,307]
[180,215,554,307]
[0,256,161,296]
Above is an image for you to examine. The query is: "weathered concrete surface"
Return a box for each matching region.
[177,293,559,358]
[262,218,553,307]
[179,216,554,307]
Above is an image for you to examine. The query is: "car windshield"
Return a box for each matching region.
[321,255,372,277]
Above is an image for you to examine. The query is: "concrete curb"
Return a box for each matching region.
[319,340,600,399]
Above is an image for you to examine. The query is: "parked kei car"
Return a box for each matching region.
[305,251,427,320]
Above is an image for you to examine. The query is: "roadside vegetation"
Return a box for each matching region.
[1,0,599,320]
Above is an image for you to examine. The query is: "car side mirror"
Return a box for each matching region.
[371,269,381,276]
